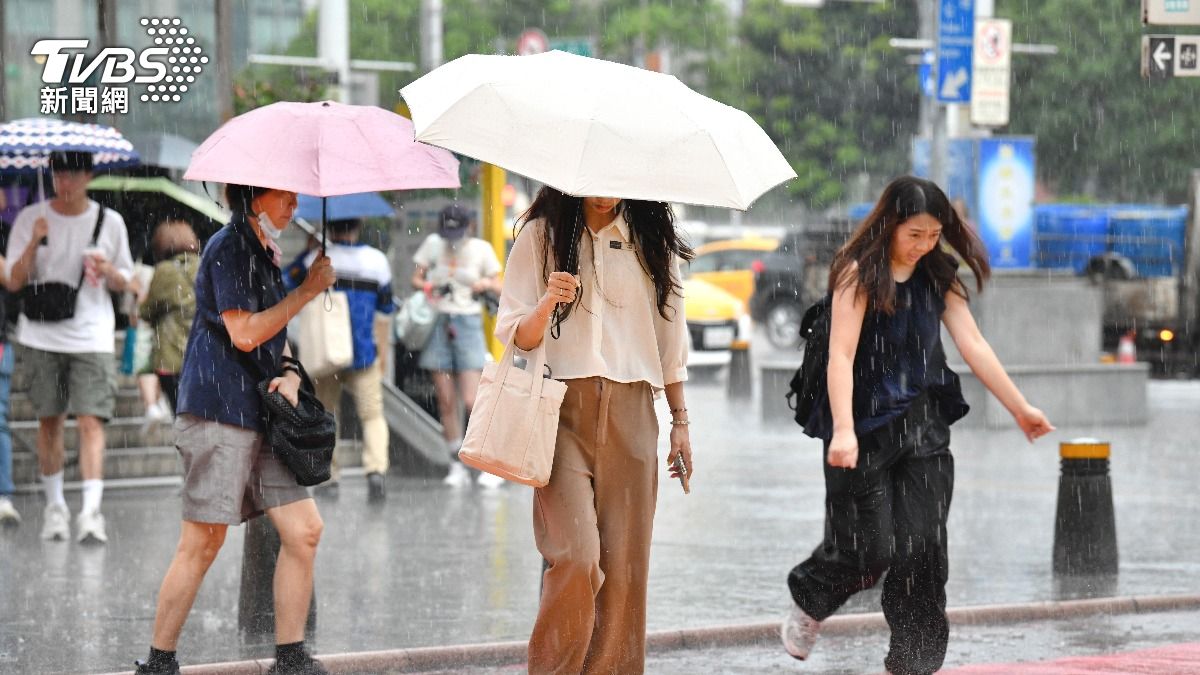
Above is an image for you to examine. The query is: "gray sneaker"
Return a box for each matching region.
[0,497,20,527]
[76,509,109,544]
[782,603,820,660]
[41,502,70,541]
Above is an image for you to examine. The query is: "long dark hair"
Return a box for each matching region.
[516,186,694,334]
[828,176,990,314]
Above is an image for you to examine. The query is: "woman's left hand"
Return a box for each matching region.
[268,371,302,407]
[1015,403,1054,442]
[667,424,694,483]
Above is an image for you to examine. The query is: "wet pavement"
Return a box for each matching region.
[2,372,1199,673]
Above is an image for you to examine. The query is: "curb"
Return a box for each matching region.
[105,592,1200,674]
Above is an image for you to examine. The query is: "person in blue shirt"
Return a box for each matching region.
[135,184,336,675]
[285,218,395,501]
[782,176,1054,675]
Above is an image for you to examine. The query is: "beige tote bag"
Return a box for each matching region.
[296,290,354,379]
[459,335,567,487]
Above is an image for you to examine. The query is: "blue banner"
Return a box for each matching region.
[937,0,974,103]
[976,137,1035,268]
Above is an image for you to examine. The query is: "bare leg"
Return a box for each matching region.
[36,415,67,476]
[431,370,461,443]
[76,415,106,481]
[150,521,229,650]
[266,499,323,644]
[138,373,160,411]
[457,370,482,417]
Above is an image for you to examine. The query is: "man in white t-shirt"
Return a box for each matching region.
[4,150,135,544]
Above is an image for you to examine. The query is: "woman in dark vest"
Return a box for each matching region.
[782,176,1054,675]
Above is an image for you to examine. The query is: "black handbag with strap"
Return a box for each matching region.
[20,206,106,322]
[254,357,337,487]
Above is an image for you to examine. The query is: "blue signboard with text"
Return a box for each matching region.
[976,137,1035,268]
[937,0,975,103]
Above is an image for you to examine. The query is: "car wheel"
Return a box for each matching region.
[765,299,802,350]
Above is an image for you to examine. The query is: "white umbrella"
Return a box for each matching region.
[400,50,795,210]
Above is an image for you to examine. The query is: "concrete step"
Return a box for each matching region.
[10,416,176,452]
[8,389,146,422]
[11,438,365,485]
[12,445,181,484]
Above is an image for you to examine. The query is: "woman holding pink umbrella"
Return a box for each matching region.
[134,184,335,675]
[134,100,459,675]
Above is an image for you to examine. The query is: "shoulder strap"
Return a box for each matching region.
[74,205,106,290]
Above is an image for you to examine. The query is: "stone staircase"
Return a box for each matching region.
[7,338,369,488]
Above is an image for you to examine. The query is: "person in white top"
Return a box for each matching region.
[411,205,502,487]
[4,150,135,545]
[495,187,694,674]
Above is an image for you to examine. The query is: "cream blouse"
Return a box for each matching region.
[495,212,689,391]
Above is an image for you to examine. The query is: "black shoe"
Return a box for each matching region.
[367,472,386,502]
[134,658,180,675]
[266,653,329,675]
[312,481,339,499]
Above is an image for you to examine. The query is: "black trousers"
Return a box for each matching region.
[788,396,954,675]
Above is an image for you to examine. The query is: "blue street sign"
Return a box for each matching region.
[919,50,936,97]
[937,0,975,103]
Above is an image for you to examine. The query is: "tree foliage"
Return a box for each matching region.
[1001,0,1200,202]
[709,0,919,208]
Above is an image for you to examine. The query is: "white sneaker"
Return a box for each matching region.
[782,603,821,660]
[442,462,471,487]
[476,471,506,489]
[142,402,169,433]
[76,509,108,544]
[0,497,20,526]
[41,502,70,541]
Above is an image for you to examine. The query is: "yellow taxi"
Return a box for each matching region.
[689,237,779,306]
[683,276,751,369]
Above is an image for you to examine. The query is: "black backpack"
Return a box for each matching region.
[786,296,831,429]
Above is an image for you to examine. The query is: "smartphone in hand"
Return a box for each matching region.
[671,454,690,494]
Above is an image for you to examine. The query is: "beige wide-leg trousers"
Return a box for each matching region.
[528,377,660,675]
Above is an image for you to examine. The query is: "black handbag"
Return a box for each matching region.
[255,357,337,487]
[20,206,106,323]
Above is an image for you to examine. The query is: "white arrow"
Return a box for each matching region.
[1154,41,1173,71]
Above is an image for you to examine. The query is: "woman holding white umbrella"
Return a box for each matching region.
[496,187,694,673]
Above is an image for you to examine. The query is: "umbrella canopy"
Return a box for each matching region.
[184,100,461,196]
[88,175,229,262]
[125,131,199,172]
[295,192,393,222]
[400,50,795,210]
[0,118,139,172]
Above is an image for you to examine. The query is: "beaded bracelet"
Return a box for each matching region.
[670,419,690,426]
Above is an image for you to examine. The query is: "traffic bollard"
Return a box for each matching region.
[1052,439,1118,575]
[238,516,318,637]
[725,340,752,401]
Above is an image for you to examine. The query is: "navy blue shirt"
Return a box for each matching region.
[809,264,969,441]
[176,213,286,432]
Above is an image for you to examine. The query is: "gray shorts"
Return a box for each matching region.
[174,414,311,525]
[23,347,116,420]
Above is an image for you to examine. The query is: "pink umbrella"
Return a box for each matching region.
[185,100,460,196]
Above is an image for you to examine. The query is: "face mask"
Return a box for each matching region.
[255,212,285,240]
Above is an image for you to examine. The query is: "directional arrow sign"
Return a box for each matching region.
[1143,35,1200,78]
[937,0,975,103]
[1144,0,1200,25]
